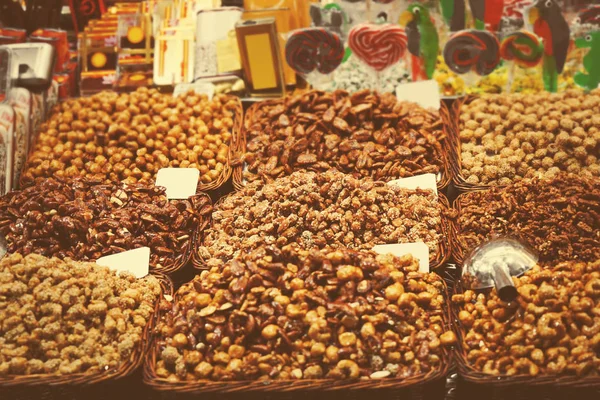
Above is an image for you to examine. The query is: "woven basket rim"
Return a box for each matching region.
[0,273,173,388]
[143,274,454,393]
[232,92,453,192]
[450,279,600,389]
[192,190,453,271]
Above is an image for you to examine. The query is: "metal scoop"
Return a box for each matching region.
[462,237,538,302]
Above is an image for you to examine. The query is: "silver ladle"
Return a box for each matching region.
[462,237,539,302]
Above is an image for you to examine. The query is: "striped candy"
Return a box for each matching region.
[500,31,543,68]
[443,29,500,76]
[348,24,408,72]
[285,28,344,75]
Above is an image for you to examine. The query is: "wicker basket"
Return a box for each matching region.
[19,96,243,194]
[192,192,454,271]
[232,94,453,192]
[0,273,174,400]
[450,280,600,396]
[143,279,453,399]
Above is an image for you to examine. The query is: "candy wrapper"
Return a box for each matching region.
[285,27,345,88]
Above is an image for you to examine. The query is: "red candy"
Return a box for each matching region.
[285,28,344,75]
[348,23,408,72]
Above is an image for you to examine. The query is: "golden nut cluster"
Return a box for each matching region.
[22,87,238,186]
[0,253,161,376]
[459,90,600,186]
[155,245,455,382]
[199,169,444,267]
[453,260,600,377]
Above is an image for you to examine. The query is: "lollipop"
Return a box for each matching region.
[500,31,543,68]
[285,28,345,75]
[348,23,408,72]
[443,30,500,76]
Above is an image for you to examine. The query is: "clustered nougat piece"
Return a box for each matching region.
[243,90,446,184]
[0,253,161,376]
[456,174,600,264]
[458,90,600,186]
[156,245,455,382]
[0,178,210,270]
[22,88,238,186]
[453,260,600,377]
[199,170,444,267]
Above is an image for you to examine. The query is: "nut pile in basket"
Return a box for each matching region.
[458,90,600,186]
[243,90,446,184]
[455,174,600,264]
[22,88,238,186]
[0,253,161,376]
[155,245,455,381]
[199,169,445,268]
[0,178,210,271]
[453,260,600,377]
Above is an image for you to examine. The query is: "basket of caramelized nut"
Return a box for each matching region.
[451,260,600,394]
[451,173,600,267]
[21,87,243,193]
[447,91,600,192]
[195,170,453,272]
[0,253,173,399]
[145,245,456,397]
[0,177,213,275]
[233,90,452,191]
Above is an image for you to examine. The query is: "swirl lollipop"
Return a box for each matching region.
[500,31,543,68]
[443,30,500,76]
[348,23,408,72]
[285,28,344,88]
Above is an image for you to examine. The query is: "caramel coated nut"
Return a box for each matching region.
[155,245,453,382]
[22,88,238,186]
[453,260,600,377]
[0,177,210,269]
[456,173,600,264]
[0,253,161,376]
[459,90,600,186]
[243,90,446,184]
[199,169,444,267]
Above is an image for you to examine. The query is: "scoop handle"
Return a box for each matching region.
[492,262,518,302]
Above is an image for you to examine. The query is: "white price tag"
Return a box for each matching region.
[156,168,200,199]
[173,82,215,99]
[373,242,430,273]
[395,80,440,110]
[96,247,150,278]
[387,173,438,196]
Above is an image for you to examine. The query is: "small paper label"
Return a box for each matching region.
[395,80,440,110]
[155,168,199,199]
[373,242,430,273]
[387,173,438,196]
[96,247,150,278]
[173,82,215,99]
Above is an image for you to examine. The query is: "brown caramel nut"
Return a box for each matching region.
[459,90,600,186]
[242,90,447,185]
[0,253,161,376]
[0,177,211,270]
[21,88,238,186]
[198,169,445,267]
[452,260,600,377]
[155,245,453,382]
[456,173,600,264]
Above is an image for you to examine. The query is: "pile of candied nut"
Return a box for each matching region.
[155,245,455,382]
[199,169,445,267]
[0,178,210,270]
[456,174,600,263]
[0,253,161,376]
[453,260,600,377]
[22,88,238,186]
[458,90,600,185]
[243,90,446,184]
